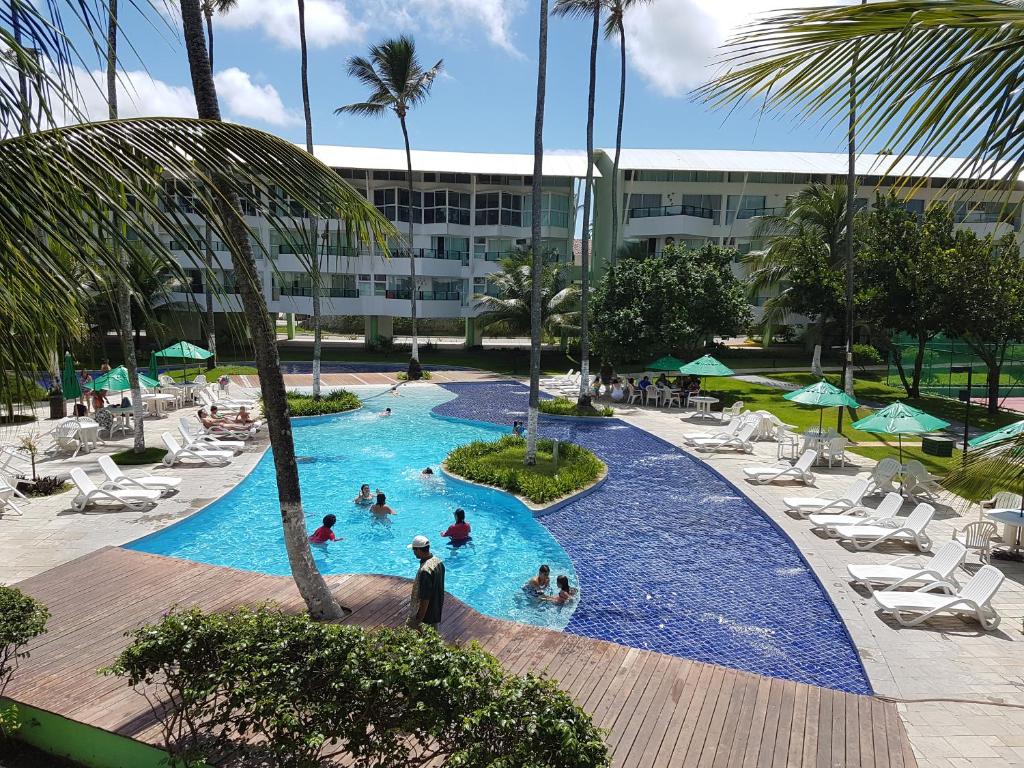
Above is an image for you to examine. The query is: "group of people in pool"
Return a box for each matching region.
[523,564,577,605]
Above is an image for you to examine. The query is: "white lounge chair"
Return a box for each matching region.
[682,417,748,444]
[784,477,871,518]
[690,423,758,454]
[97,455,181,495]
[198,388,256,412]
[864,458,902,496]
[68,467,161,512]
[809,492,903,531]
[902,460,944,502]
[848,540,967,593]
[0,475,24,516]
[742,450,817,485]
[182,416,252,444]
[830,502,935,552]
[873,564,1004,630]
[161,433,232,467]
[177,423,244,454]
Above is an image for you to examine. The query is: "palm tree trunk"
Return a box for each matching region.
[107,0,145,452]
[399,114,419,364]
[297,0,322,398]
[609,25,627,259]
[12,0,29,135]
[205,9,214,70]
[179,0,342,620]
[577,3,599,407]
[526,0,549,465]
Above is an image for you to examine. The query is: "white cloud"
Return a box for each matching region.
[217,0,364,49]
[72,67,197,122]
[215,67,299,127]
[626,1,853,97]
[390,0,526,56]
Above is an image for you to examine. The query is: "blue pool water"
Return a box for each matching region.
[130,381,871,694]
[129,386,579,630]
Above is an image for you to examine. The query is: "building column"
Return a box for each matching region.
[364,316,393,348]
[464,317,483,348]
[285,313,296,340]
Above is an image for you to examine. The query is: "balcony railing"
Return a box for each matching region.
[388,248,469,261]
[385,290,462,301]
[628,204,716,220]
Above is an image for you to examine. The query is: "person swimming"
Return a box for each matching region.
[522,564,550,597]
[379,407,392,417]
[353,484,374,505]
[440,508,471,546]
[511,420,524,437]
[421,467,434,476]
[309,514,341,544]
[369,493,396,516]
[540,575,578,605]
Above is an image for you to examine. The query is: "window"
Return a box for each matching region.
[268,185,306,217]
[372,170,407,181]
[477,174,510,186]
[635,170,724,183]
[524,193,571,227]
[727,172,812,185]
[726,194,767,222]
[902,199,925,217]
[475,192,500,225]
[626,193,663,216]
[542,175,571,187]
[422,190,471,225]
[336,168,367,180]
[500,193,524,226]
[162,180,198,214]
[439,172,471,184]
[373,188,422,223]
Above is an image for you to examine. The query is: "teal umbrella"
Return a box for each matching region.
[61,352,81,400]
[148,351,159,381]
[83,366,159,393]
[969,419,1024,449]
[783,380,860,433]
[852,401,951,462]
[678,355,736,395]
[648,355,688,372]
[154,341,213,381]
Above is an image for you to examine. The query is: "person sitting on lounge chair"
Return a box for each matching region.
[199,408,250,433]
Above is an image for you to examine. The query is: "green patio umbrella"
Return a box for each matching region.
[154,341,213,381]
[648,355,688,372]
[851,401,951,462]
[678,354,736,395]
[969,419,1024,449]
[83,366,160,393]
[783,380,860,433]
[148,351,159,381]
[60,351,81,400]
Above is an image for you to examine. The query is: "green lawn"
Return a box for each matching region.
[162,365,257,382]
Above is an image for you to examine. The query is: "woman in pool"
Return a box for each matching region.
[511,420,524,438]
[353,484,374,505]
[440,508,471,546]
[369,493,396,516]
[541,575,577,605]
[309,514,342,544]
[522,564,550,597]
[379,407,392,417]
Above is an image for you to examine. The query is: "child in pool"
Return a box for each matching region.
[379,407,392,417]
[369,493,396,516]
[440,508,471,545]
[541,575,577,605]
[353,484,374,505]
[309,514,342,544]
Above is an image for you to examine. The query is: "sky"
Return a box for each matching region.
[65,0,859,156]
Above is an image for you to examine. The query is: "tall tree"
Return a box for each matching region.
[474,252,578,338]
[179,0,343,619]
[604,0,651,257]
[527,0,549,464]
[296,0,323,399]
[106,0,146,452]
[553,0,599,407]
[336,37,443,371]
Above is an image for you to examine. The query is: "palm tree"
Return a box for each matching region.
[747,182,849,373]
[604,0,651,256]
[201,0,237,70]
[336,37,443,370]
[526,0,550,464]
[475,253,579,338]
[553,0,599,407]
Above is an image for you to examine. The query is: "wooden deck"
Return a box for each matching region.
[8,548,917,767]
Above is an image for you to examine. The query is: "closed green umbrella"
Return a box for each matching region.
[969,419,1024,448]
[83,366,159,393]
[783,380,860,433]
[61,352,81,400]
[148,351,159,381]
[678,354,736,395]
[648,355,688,372]
[852,401,951,462]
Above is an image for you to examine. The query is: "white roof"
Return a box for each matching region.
[607,148,1008,180]
[310,145,597,178]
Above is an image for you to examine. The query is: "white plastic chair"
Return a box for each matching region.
[848,540,967,593]
[809,492,903,531]
[721,401,745,422]
[690,423,758,454]
[663,388,682,409]
[784,476,871,517]
[644,387,661,407]
[178,422,244,453]
[68,467,162,512]
[775,426,800,461]
[902,460,943,501]
[161,433,233,467]
[824,436,849,467]
[0,475,24,516]
[626,385,642,406]
[864,458,903,496]
[47,420,83,458]
[741,450,817,485]
[97,455,181,494]
[873,564,1004,630]
[980,491,1024,511]
[831,502,935,552]
[954,521,998,564]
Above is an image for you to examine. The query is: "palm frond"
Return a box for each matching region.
[335,101,390,117]
[553,0,600,20]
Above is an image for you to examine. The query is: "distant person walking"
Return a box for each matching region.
[408,535,445,631]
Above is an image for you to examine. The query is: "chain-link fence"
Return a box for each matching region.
[885,334,1024,402]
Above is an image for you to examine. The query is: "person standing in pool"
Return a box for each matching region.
[379,407,392,417]
[408,535,445,631]
[522,564,550,597]
[541,575,577,605]
[370,493,396,516]
[309,514,342,544]
[353,484,374,505]
[440,508,471,546]
[511,420,524,437]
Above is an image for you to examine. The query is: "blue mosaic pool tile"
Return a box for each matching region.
[434,381,871,695]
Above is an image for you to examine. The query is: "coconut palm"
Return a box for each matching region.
[553,0,599,407]
[526,0,550,464]
[336,37,443,370]
[604,0,651,255]
[201,0,237,70]
[475,253,579,338]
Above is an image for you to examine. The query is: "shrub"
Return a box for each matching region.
[445,434,605,504]
[539,397,613,417]
[0,587,49,736]
[18,476,68,497]
[285,389,361,416]
[105,607,609,768]
[852,343,884,368]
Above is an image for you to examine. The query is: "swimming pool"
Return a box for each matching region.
[130,381,871,694]
[128,385,579,630]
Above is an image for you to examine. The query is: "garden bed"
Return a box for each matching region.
[111,447,166,465]
[444,435,605,504]
[286,389,361,417]
[539,397,613,418]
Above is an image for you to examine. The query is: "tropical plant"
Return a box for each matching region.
[604,0,652,254]
[336,36,443,372]
[285,389,361,416]
[84,249,180,345]
[106,606,611,767]
[527,0,550,465]
[553,0,600,407]
[0,586,48,736]
[475,252,579,341]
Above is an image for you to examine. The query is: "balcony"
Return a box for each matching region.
[389,248,469,262]
[385,290,462,302]
[628,204,716,220]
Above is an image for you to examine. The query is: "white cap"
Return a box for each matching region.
[408,534,430,549]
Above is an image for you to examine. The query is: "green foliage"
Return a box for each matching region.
[19,476,69,497]
[0,587,49,736]
[852,343,883,368]
[590,244,751,364]
[474,250,580,336]
[539,397,614,417]
[105,606,609,768]
[285,389,361,416]
[396,370,433,381]
[446,435,605,503]
[111,447,167,465]
[164,365,258,383]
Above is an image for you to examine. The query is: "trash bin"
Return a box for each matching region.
[48,389,65,420]
[921,435,955,457]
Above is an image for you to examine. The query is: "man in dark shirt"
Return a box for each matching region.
[407,535,445,630]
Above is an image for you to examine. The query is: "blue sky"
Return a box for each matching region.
[72,0,858,156]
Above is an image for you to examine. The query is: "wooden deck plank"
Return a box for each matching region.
[7,549,916,768]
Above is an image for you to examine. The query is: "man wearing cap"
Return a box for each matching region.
[408,535,445,631]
